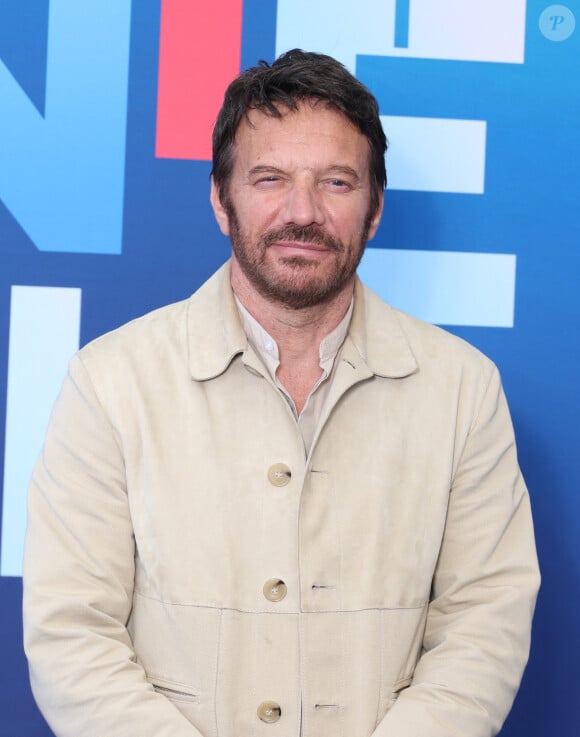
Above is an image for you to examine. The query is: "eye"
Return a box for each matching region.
[325,178,352,191]
[254,175,283,188]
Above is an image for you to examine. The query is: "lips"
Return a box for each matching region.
[273,241,330,252]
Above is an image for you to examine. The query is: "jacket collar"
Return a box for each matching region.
[187,261,248,381]
[347,276,418,379]
[187,260,418,381]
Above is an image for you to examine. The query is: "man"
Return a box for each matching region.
[24,50,539,737]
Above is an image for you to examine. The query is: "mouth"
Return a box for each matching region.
[271,240,333,256]
[263,225,341,256]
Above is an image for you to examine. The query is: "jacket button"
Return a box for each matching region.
[257,701,282,723]
[267,463,291,487]
[263,578,287,602]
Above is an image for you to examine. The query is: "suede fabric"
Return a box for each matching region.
[23,261,539,737]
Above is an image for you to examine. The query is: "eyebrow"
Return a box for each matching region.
[324,165,362,183]
[248,166,285,177]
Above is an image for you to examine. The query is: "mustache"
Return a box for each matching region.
[261,224,341,252]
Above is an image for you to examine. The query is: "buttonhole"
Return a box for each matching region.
[311,584,336,590]
[342,358,356,369]
[315,704,339,710]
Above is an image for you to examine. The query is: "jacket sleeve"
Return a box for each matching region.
[373,365,540,737]
[23,353,204,737]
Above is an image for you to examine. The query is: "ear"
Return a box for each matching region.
[366,190,384,242]
[210,177,231,236]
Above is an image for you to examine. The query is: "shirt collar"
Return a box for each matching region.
[234,295,354,375]
[186,259,418,381]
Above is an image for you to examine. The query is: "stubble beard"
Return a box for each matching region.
[223,195,373,310]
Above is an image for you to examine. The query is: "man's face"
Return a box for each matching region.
[211,102,383,309]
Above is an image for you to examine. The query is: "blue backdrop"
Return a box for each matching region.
[1,1,578,734]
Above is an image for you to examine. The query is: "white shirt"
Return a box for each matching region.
[235,297,353,454]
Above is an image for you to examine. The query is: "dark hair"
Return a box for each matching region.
[211,49,387,215]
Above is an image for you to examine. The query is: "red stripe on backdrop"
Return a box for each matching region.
[156,0,243,160]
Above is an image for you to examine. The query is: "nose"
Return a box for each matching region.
[283,180,324,226]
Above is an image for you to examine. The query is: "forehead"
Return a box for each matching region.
[232,102,370,174]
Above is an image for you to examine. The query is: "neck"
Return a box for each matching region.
[231,258,354,414]
[230,259,354,364]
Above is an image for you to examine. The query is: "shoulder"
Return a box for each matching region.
[78,297,190,371]
[77,262,231,368]
[359,283,493,371]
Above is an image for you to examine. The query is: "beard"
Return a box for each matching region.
[223,196,373,310]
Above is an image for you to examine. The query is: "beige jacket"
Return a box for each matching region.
[24,262,539,737]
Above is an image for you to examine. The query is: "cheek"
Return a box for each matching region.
[334,212,368,242]
[241,204,280,236]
